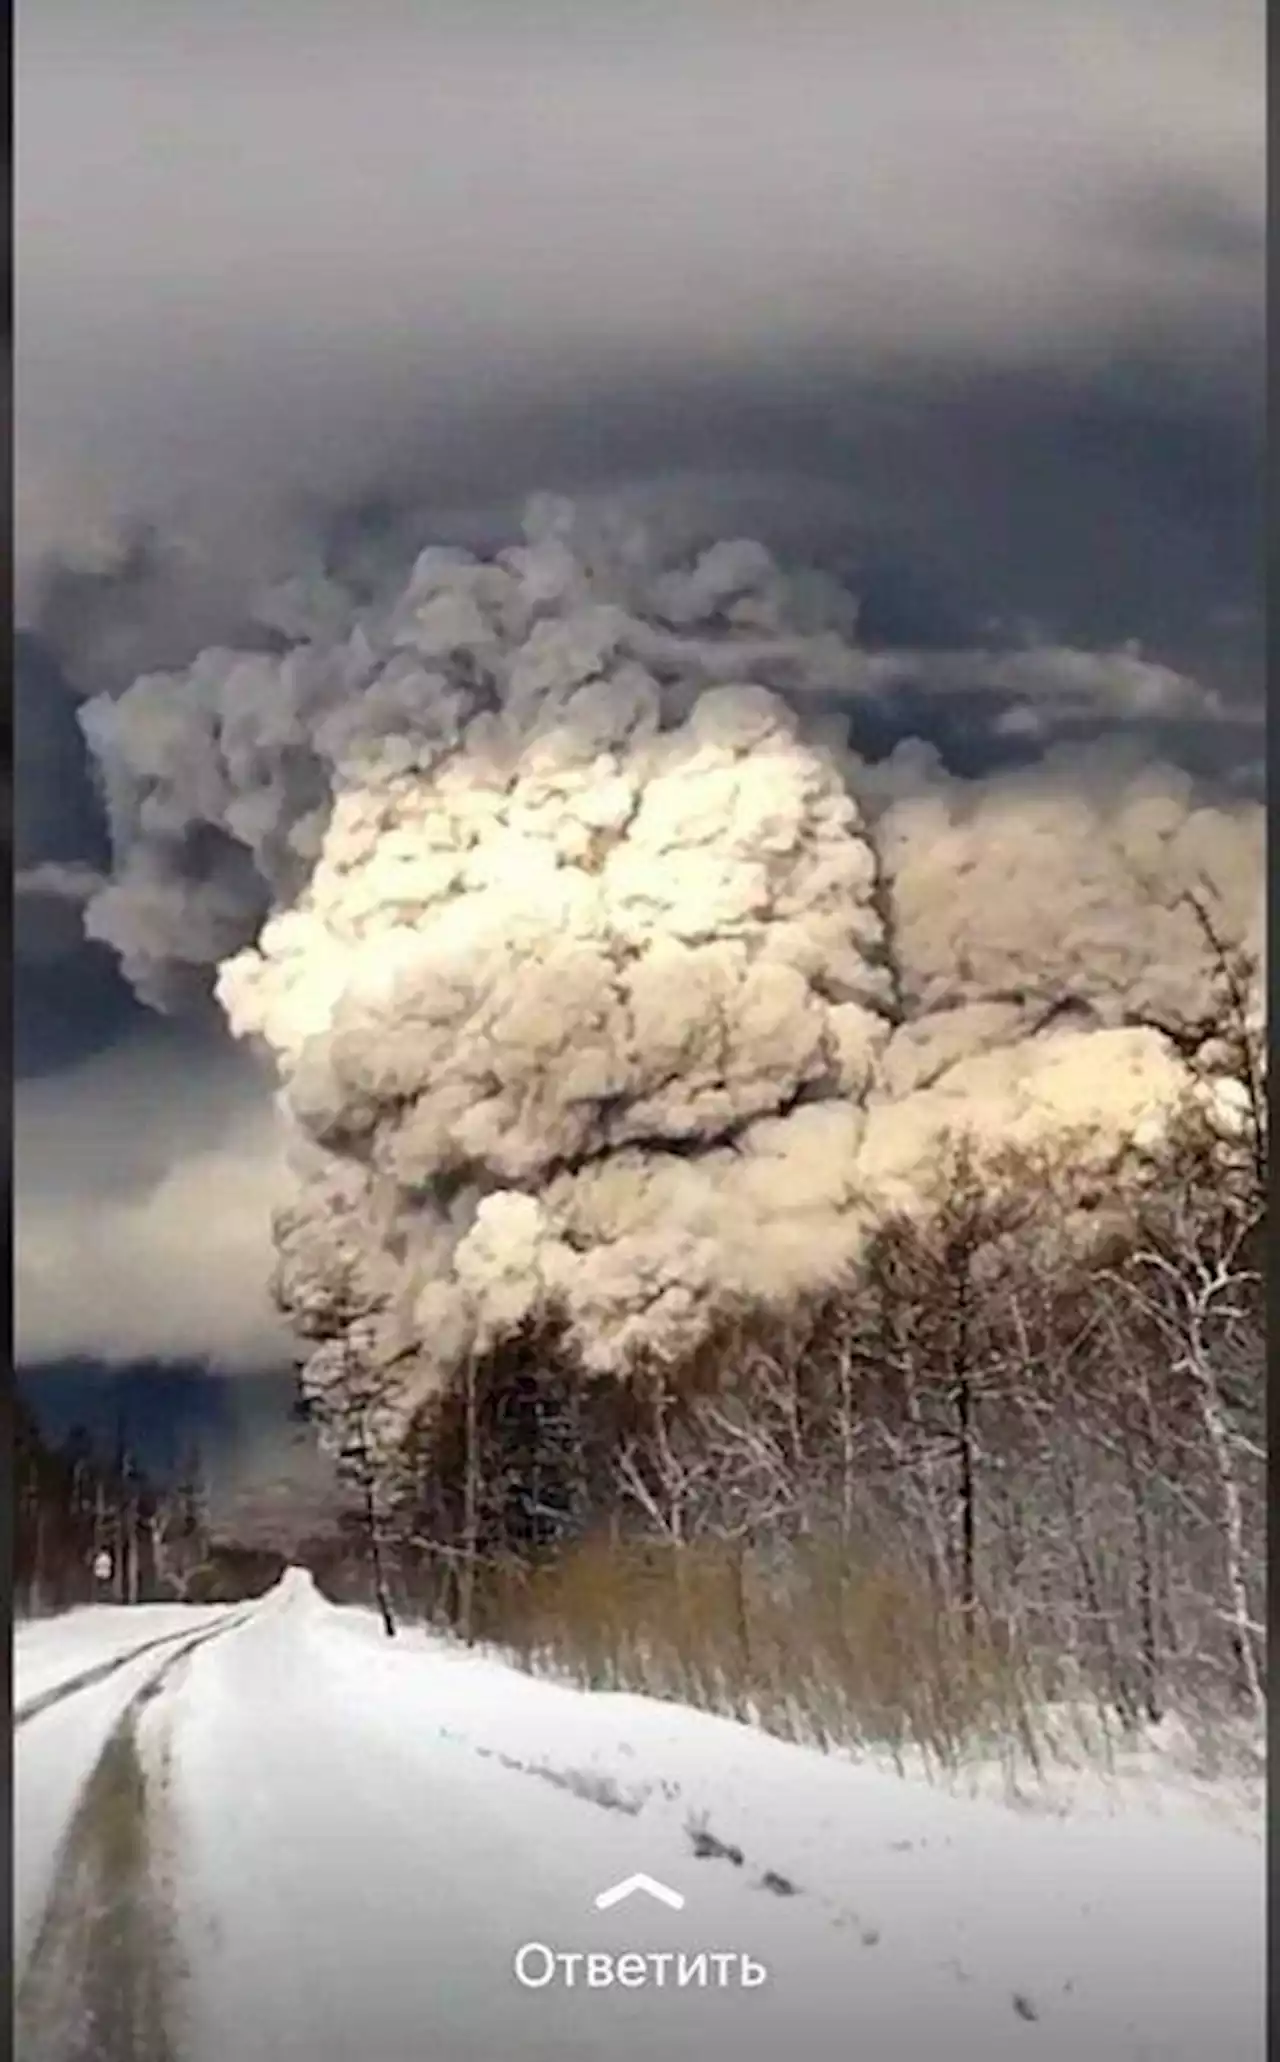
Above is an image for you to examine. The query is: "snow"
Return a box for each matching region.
[16,1570,1264,2060]
[14,1597,241,1976]
[15,1599,238,1714]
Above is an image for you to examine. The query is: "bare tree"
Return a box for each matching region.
[1107,1186,1264,1720]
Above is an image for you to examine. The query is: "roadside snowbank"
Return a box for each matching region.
[183,1575,1257,2060]
[16,1571,1262,2059]
[15,1596,249,1977]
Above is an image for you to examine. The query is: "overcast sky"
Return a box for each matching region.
[18,2,1262,661]
[14,1,1264,1484]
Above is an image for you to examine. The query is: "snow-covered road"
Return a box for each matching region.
[14,1569,1264,2061]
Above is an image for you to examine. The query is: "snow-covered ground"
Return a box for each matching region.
[14,1569,1264,2061]
[15,1599,240,1715]
[14,1597,244,1990]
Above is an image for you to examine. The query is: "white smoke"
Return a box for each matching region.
[77,501,1264,1428]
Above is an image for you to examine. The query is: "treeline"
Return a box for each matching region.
[12,1407,275,1614]
[306,940,1266,1765]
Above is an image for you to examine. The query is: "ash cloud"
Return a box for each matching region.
[75,504,1264,1428]
[15,1032,288,1370]
[15,1,1263,1404]
[18,3,1263,708]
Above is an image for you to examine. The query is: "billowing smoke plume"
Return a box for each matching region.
[78,500,1264,1427]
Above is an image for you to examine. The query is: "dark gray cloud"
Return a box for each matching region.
[16,1365,338,1542]
[14,0,1263,1396]
[16,1025,289,1367]
[15,635,148,1073]
[18,3,1262,685]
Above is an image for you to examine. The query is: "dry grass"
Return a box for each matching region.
[471,1536,1055,1774]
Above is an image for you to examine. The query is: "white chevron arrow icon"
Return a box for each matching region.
[594,1873,685,1912]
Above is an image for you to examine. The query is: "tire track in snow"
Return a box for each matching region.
[16,1620,240,1730]
[15,1612,253,2062]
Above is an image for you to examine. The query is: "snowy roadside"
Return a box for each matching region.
[16,1613,254,2062]
[307,1595,1263,2056]
[14,1598,251,1982]
[164,1572,1106,2061]
[12,1574,1262,2059]
[331,1602,1265,1834]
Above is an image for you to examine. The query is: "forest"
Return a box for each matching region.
[302,936,1266,1771]
[13,1409,285,1613]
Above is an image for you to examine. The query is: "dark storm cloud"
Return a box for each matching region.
[16,1365,339,1541]
[13,0,1263,1375]
[16,1024,289,1367]
[17,1,1262,694]
[15,613,284,1356]
[15,634,148,1073]
[15,637,104,870]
